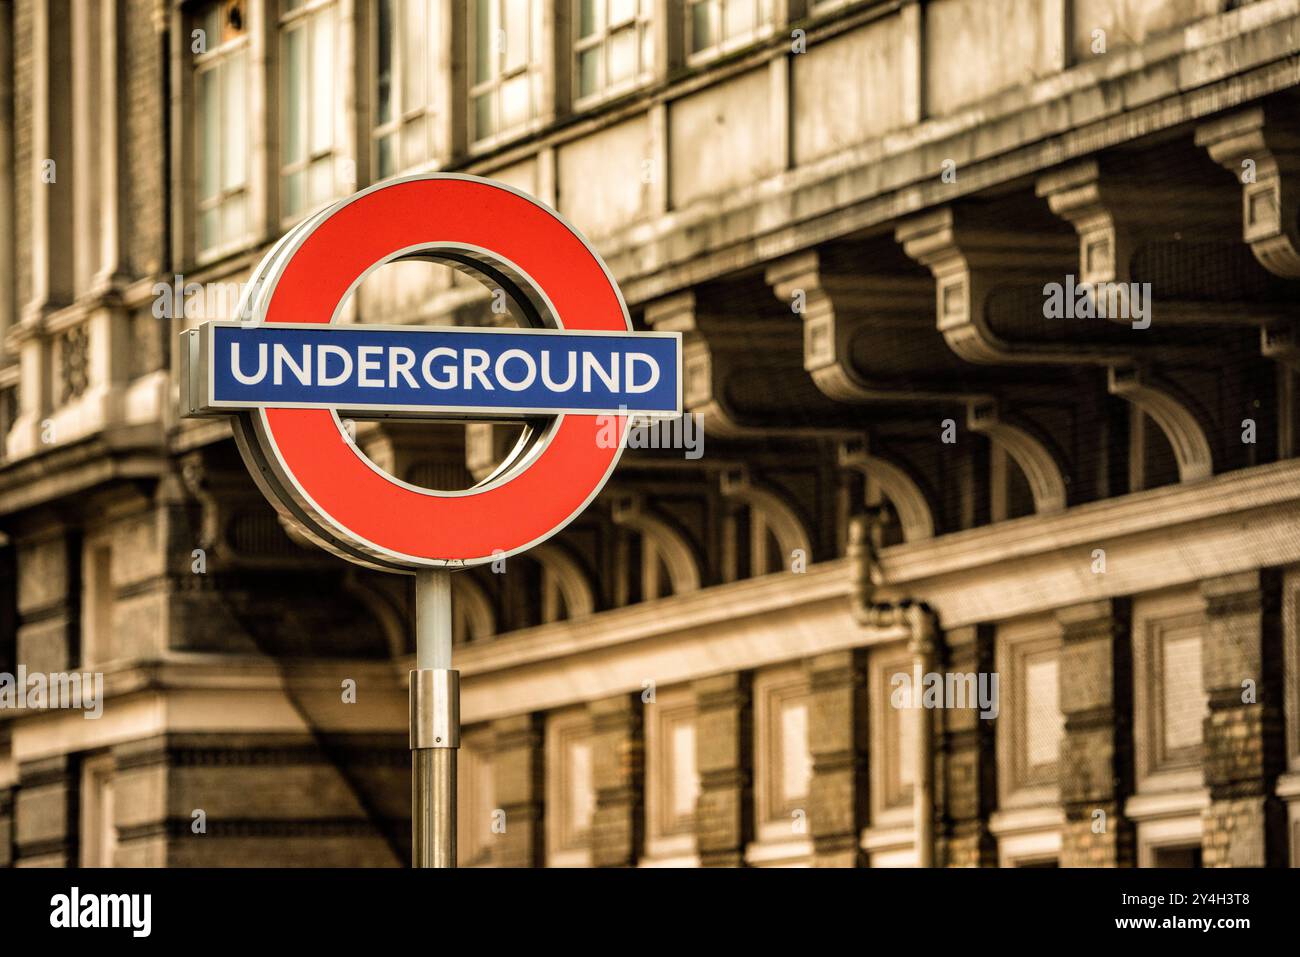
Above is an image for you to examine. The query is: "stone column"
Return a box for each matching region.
[589,693,643,867]
[1200,571,1287,868]
[938,623,997,867]
[1055,599,1136,867]
[805,650,868,867]
[489,713,545,868]
[693,672,753,867]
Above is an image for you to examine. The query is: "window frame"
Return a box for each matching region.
[371,0,440,180]
[192,0,254,264]
[642,684,700,864]
[685,0,776,66]
[468,0,546,150]
[572,0,655,109]
[277,0,340,224]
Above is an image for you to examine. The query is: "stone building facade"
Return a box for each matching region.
[2,0,1300,867]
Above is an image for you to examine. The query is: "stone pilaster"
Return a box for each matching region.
[0,776,13,867]
[938,624,997,867]
[693,672,753,867]
[589,693,643,867]
[15,529,77,674]
[1199,571,1287,867]
[1055,599,1136,867]
[13,753,77,866]
[805,650,868,867]
[489,713,545,868]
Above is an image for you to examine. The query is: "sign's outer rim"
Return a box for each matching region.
[226,172,641,571]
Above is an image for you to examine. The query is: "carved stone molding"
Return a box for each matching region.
[719,464,813,562]
[764,250,959,404]
[531,542,596,620]
[1198,102,1300,279]
[1037,155,1275,327]
[897,206,1114,367]
[642,287,856,439]
[837,437,936,543]
[1106,364,1213,482]
[609,492,702,596]
[965,400,1067,514]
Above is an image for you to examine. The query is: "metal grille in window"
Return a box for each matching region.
[59,326,90,403]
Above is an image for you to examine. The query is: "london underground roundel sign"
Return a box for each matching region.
[180,174,682,571]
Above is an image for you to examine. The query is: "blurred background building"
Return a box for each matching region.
[1,0,1300,868]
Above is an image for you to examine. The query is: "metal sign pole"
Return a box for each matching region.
[410,569,459,867]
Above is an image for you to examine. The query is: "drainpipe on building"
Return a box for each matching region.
[906,602,937,868]
[847,514,939,868]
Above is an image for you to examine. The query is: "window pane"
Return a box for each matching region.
[402,0,428,112]
[282,26,304,164]
[578,0,598,38]
[376,133,395,179]
[283,169,303,216]
[474,92,494,137]
[500,74,530,130]
[197,67,219,200]
[200,8,222,51]
[222,51,247,191]
[401,115,427,170]
[690,1,712,53]
[376,0,394,123]
[221,193,247,246]
[577,47,599,98]
[199,207,219,251]
[609,0,637,25]
[608,27,636,84]
[474,0,493,83]
[309,14,334,155]
[309,157,333,207]
[504,0,528,72]
[723,0,754,40]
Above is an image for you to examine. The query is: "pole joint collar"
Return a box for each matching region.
[410,668,460,749]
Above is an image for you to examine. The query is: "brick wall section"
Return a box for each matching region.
[805,649,868,867]
[588,693,643,867]
[693,672,753,867]
[1199,571,1287,867]
[489,713,545,867]
[938,624,997,867]
[1055,599,1136,867]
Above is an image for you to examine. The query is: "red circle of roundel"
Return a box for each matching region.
[256,176,628,567]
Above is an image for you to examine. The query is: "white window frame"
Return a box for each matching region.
[371,0,440,180]
[573,0,654,108]
[641,684,700,865]
[278,0,340,222]
[746,663,812,865]
[193,0,253,262]
[469,0,546,150]
[685,0,775,65]
[1133,588,1210,793]
[545,706,595,867]
[995,616,1064,810]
